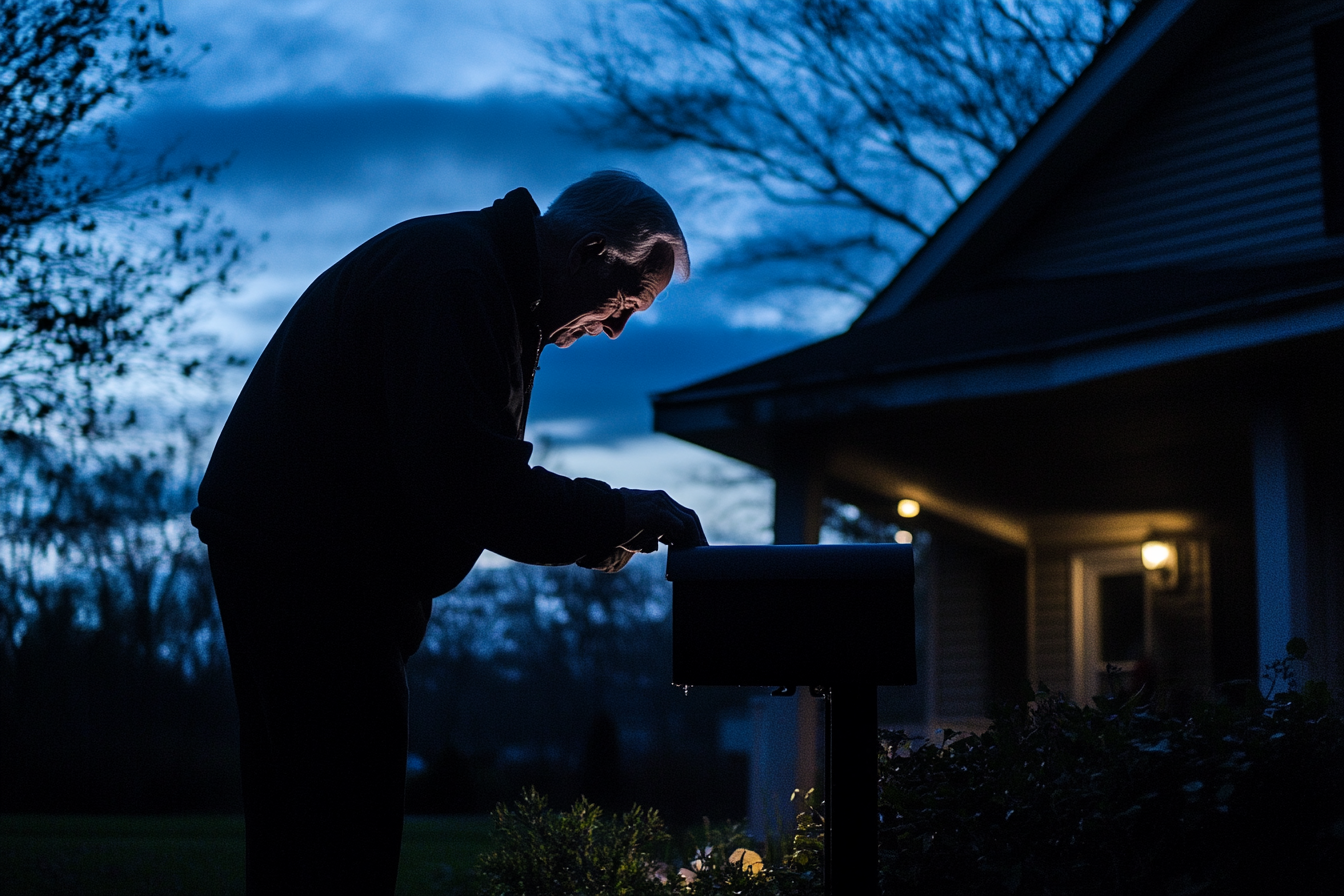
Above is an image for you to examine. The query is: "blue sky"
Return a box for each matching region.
[124,0,875,544]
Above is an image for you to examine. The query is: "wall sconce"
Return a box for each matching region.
[896,499,920,518]
[1142,540,1179,590]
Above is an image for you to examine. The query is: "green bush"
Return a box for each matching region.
[877,641,1344,894]
[475,788,668,896]
[467,646,1341,894]
[472,787,824,895]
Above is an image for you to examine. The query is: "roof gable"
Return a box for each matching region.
[984,0,1341,282]
[856,0,1341,326]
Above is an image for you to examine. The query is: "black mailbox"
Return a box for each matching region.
[665,543,917,895]
[666,543,916,686]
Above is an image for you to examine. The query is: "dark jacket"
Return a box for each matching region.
[193,189,626,600]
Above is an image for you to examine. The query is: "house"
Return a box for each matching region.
[652,0,1343,817]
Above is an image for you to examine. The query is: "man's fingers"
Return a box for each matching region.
[686,506,708,546]
[618,488,709,548]
[692,516,708,546]
[657,504,707,547]
[649,494,705,547]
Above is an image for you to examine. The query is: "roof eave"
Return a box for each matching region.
[655,293,1344,440]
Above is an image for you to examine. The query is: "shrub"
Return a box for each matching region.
[476,788,669,896]
[473,787,824,895]
[877,641,1344,894]
[671,801,824,896]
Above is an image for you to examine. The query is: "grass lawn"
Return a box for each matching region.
[0,814,494,895]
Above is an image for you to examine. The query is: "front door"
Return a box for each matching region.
[1070,542,1213,705]
[1072,546,1149,703]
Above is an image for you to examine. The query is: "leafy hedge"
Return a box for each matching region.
[472,788,823,896]
[878,642,1344,894]
[461,645,1341,895]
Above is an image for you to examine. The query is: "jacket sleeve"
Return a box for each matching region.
[376,261,628,567]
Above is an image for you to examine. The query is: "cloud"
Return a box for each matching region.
[159,0,572,105]
[125,92,612,207]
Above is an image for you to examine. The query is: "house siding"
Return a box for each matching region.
[1151,539,1214,695]
[1030,549,1074,692]
[931,540,989,721]
[990,0,1344,280]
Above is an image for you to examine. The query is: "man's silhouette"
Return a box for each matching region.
[193,171,705,893]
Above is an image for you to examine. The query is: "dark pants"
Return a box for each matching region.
[209,542,432,895]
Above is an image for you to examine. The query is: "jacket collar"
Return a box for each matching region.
[482,187,543,325]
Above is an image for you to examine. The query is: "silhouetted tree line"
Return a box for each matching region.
[0,429,239,812]
[406,560,751,824]
[0,433,751,817]
[0,1,251,812]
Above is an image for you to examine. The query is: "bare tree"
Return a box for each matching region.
[0,425,222,676]
[1,0,244,438]
[552,0,1135,305]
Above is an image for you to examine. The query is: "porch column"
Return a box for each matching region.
[773,443,824,820]
[746,442,823,839]
[1252,400,1309,681]
[773,444,824,546]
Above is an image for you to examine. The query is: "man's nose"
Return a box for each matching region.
[603,309,632,338]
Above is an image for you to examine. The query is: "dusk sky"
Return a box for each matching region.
[119,0,881,545]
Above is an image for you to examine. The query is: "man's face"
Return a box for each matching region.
[542,237,675,348]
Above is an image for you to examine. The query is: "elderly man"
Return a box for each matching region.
[192,171,705,894]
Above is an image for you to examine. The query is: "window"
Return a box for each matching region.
[1099,573,1146,664]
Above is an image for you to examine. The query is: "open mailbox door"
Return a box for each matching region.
[666,543,916,686]
[665,543,916,895]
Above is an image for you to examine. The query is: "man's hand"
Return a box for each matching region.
[575,488,707,573]
[616,488,708,553]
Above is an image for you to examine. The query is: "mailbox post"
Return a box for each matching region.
[666,544,916,895]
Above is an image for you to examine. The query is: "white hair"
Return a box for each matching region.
[543,170,690,280]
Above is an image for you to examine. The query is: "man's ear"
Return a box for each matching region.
[568,232,606,273]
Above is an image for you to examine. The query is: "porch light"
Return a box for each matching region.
[1142,540,1179,590]
[894,529,913,544]
[1141,541,1172,570]
[896,499,920,518]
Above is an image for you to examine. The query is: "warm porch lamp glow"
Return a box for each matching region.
[897,499,920,518]
[894,530,914,544]
[1142,541,1172,570]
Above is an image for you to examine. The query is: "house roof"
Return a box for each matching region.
[854,0,1237,325]
[654,0,1344,443]
[654,258,1343,430]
